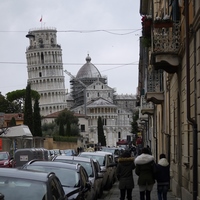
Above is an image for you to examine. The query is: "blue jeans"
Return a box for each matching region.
[157,185,169,200]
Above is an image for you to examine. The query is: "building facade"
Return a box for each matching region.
[66,55,137,147]
[138,1,200,199]
[25,27,67,116]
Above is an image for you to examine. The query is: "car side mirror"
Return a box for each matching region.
[108,163,117,167]
[97,172,104,179]
[83,182,91,193]
[100,166,107,172]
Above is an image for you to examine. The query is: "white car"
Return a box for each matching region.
[78,151,117,190]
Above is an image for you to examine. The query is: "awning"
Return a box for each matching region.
[0,125,33,139]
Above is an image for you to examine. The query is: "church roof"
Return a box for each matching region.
[87,97,116,108]
[76,55,101,79]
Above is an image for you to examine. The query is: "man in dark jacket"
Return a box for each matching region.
[135,147,155,200]
[155,154,170,200]
[116,150,135,200]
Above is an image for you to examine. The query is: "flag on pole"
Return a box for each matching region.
[40,16,42,22]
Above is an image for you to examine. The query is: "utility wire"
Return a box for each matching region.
[0,61,138,66]
[0,28,141,35]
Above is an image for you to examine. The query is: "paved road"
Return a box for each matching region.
[99,173,178,200]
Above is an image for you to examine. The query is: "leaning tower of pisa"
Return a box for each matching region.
[25,27,67,116]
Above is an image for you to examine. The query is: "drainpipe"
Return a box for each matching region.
[153,114,158,163]
[185,1,198,200]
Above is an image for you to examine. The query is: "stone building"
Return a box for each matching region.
[138,1,200,200]
[65,55,137,147]
[25,27,67,116]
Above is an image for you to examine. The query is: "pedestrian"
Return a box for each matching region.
[155,154,170,200]
[147,145,152,155]
[134,147,155,200]
[116,150,135,200]
[136,137,143,155]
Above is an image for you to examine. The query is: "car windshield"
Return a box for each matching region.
[101,148,116,154]
[0,153,8,160]
[64,150,73,155]
[0,177,47,200]
[54,159,93,177]
[26,165,79,187]
[79,154,105,166]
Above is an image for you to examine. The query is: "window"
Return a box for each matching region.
[118,132,121,139]
[41,52,44,64]
[39,72,42,77]
[81,124,85,132]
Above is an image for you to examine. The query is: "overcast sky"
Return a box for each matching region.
[0,0,141,96]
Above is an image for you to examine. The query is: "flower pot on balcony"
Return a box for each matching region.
[153,20,173,28]
[141,37,151,48]
[142,16,152,37]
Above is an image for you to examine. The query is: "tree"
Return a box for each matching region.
[97,116,106,146]
[33,98,42,137]
[9,117,16,127]
[24,83,33,134]
[55,109,79,136]
[131,111,139,135]
[131,111,139,145]
[42,122,58,137]
[59,120,65,136]
[6,89,40,113]
[0,93,19,113]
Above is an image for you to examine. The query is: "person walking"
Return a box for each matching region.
[155,154,170,200]
[134,147,155,200]
[116,150,135,200]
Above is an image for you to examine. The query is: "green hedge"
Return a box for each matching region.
[53,136,78,143]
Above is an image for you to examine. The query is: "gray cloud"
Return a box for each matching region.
[0,0,141,96]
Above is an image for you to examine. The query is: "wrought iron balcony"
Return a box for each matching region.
[151,22,181,73]
[146,69,164,104]
[139,108,148,121]
[140,95,154,115]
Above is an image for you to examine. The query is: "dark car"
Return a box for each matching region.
[0,168,67,200]
[22,160,92,200]
[0,151,15,168]
[52,155,103,199]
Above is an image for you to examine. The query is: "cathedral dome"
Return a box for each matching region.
[76,55,101,78]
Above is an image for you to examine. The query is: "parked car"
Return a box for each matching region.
[52,155,103,199]
[78,151,117,190]
[0,151,15,168]
[63,149,77,156]
[47,150,54,160]
[92,159,104,197]
[100,147,123,162]
[0,168,67,200]
[52,149,62,156]
[22,160,92,200]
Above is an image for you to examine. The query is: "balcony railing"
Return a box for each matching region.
[140,95,154,115]
[150,22,181,73]
[152,22,181,53]
[146,69,164,104]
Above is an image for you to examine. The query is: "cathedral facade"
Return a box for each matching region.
[66,55,137,147]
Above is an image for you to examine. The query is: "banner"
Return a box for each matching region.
[0,139,2,150]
